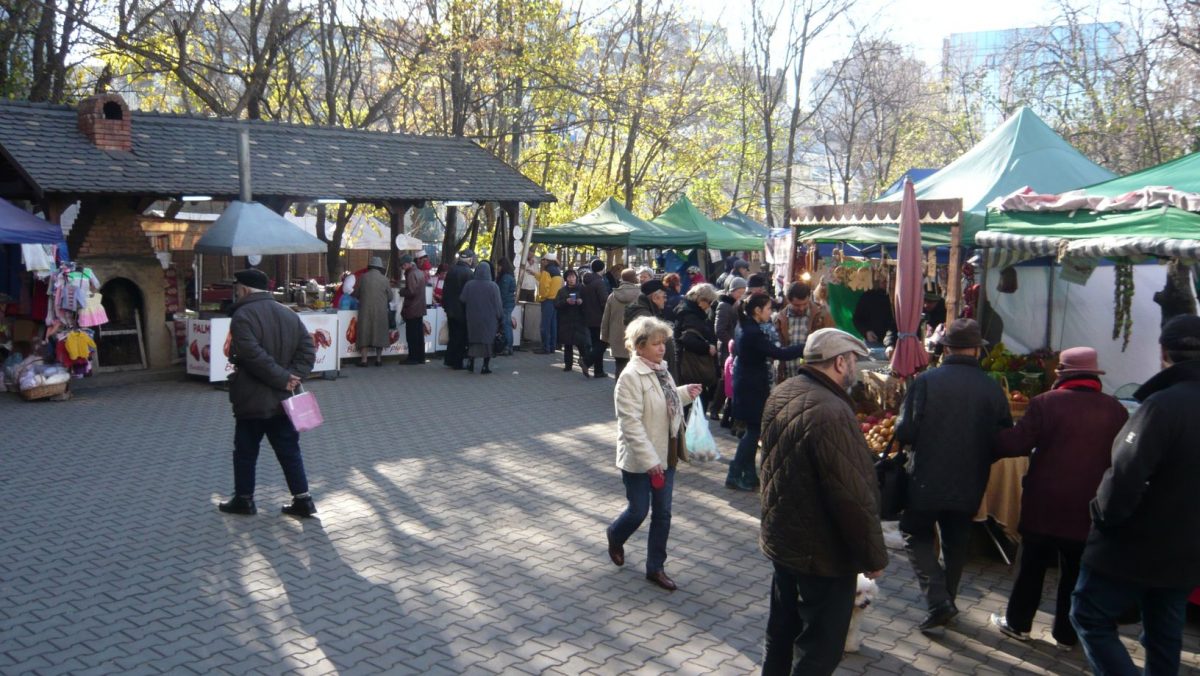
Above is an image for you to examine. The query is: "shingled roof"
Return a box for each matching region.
[0,98,555,205]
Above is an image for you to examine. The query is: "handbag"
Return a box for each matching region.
[282,384,324,432]
[874,437,909,520]
[493,329,506,354]
[437,320,449,344]
[678,330,717,387]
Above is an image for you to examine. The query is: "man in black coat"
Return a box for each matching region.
[581,259,610,378]
[894,318,1011,633]
[218,269,318,519]
[441,249,475,369]
[1070,315,1200,676]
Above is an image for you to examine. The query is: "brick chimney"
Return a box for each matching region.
[77,93,132,152]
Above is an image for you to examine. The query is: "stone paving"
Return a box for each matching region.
[1,350,1198,675]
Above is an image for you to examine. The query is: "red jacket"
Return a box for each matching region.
[996,381,1128,542]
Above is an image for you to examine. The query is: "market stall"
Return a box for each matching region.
[184,129,335,381]
[0,198,92,401]
[978,151,1200,391]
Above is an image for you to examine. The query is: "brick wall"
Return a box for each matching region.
[75,202,156,258]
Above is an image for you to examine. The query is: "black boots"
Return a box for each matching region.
[222,494,315,518]
[282,495,317,519]
[218,495,257,515]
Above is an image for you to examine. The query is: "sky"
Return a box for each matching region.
[665,0,1152,67]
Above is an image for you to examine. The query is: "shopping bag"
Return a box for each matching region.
[874,439,908,520]
[684,398,719,462]
[282,385,324,432]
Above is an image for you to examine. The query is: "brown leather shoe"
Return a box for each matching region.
[607,539,624,567]
[646,571,677,591]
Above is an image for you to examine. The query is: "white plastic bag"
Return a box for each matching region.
[685,398,720,462]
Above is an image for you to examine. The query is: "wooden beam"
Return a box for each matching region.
[946,221,963,324]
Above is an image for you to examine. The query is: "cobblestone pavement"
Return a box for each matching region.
[2,350,1198,675]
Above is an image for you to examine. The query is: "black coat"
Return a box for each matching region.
[555,283,589,347]
[227,293,316,420]
[760,366,889,577]
[1082,360,1200,588]
[442,260,473,320]
[673,299,716,355]
[581,272,609,328]
[894,354,1012,512]
[731,317,804,426]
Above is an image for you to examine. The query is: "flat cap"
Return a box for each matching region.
[803,328,870,362]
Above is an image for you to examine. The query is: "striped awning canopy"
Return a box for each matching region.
[974,230,1200,265]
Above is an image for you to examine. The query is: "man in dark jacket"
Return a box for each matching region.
[1071,315,1200,676]
[759,328,886,675]
[398,254,428,365]
[441,249,475,369]
[218,269,318,519]
[894,318,1011,633]
[990,347,1128,649]
[582,260,610,378]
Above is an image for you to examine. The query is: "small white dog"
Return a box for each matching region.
[844,574,879,653]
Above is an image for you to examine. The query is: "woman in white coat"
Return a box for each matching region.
[606,316,701,591]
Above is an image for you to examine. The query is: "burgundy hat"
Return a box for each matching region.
[1056,346,1105,376]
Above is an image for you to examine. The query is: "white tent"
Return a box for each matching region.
[987,262,1165,391]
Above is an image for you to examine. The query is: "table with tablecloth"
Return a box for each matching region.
[975,457,1029,543]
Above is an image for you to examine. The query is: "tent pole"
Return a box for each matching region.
[1045,262,1055,350]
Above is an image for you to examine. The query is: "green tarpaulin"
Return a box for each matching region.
[824,283,865,338]
[1084,150,1200,196]
[799,107,1115,247]
[652,195,763,251]
[718,209,771,238]
[531,197,705,248]
[984,150,1200,242]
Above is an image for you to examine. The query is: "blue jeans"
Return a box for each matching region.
[233,415,309,497]
[727,422,761,485]
[607,469,674,573]
[1070,565,1190,676]
[501,307,514,352]
[540,300,557,351]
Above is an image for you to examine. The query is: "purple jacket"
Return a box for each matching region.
[996,381,1128,542]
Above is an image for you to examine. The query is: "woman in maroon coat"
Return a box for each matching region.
[989,347,1129,649]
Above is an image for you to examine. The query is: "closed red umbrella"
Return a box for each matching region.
[891,179,929,378]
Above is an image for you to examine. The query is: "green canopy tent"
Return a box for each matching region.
[531,197,705,249]
[793,107,1116,247]
[975,151,1200,392]
[718,208,770,238]
[651,195,764,251]
[983,150,1200,251]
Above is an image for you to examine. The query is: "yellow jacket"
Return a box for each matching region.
[536,270,563,302]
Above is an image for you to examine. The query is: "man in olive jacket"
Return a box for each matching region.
[759,328,887,676]
[218,269,318,519]
[1071,315,1200,676]
[894,318,1011,633]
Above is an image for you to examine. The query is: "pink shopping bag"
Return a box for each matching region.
[282,385,324,432]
